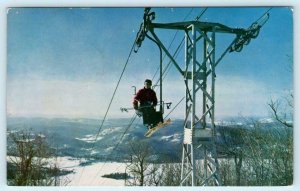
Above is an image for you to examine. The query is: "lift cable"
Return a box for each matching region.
[91,113,139,185]
[150,8,208,121]
[150,8,208,110]
[192,8,272,131]
[256,8,273,23]
[152,8,208,87]
[101,94,184,185]
[106,95,185,186]
[229,7,271,53]
[97,117,143,185]
[75,33,139,185]
[164,96,185,120]
[90,40,137,151]
[151,8,195,81]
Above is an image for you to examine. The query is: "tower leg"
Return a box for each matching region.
[180,25,221,186]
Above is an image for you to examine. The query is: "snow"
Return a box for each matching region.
[160,135,173,140]
[75,134,103,142]
[100,126,124,135]
[7,130,19,134]
[90,150,100,155]
[59,158,127,186]
[7,156,127,186]
[37,133,46,138]
[55,156,83,168]
[259,118,274,123]
[160,133,181,143]
[215,121,241,126]
[75,126,124,143]
[105,146,114,152]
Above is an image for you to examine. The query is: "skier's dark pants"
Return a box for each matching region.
[140,104,163,127]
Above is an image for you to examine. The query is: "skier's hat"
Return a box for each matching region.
[145,79,152,85]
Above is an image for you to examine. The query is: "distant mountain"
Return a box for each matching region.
[7,117,184,162]
[7,116,288,163]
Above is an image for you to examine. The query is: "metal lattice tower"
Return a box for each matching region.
[135,8,269,186]
[181,24,220,186]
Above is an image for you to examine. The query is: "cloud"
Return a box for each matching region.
[151,75,282,119]
[7,75,285,119]
[7,79,130,118]
[215,75,279,117]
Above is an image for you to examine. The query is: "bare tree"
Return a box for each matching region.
[7,130,68,186]
[216,115,292,186]
[218,124,246,185]
[125,141,155,186]
[147,163,162,186]
[236,116,292,186]
[267,91,293,185]
[268,97,293,128]
[159,162,181,186]
[268,53,293,129]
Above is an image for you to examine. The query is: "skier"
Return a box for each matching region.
[133,79,160,129]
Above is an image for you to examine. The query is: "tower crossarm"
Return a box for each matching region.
[151,21,248,35]
[135,7,269,55]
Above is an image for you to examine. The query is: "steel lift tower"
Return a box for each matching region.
[135,8,269,186]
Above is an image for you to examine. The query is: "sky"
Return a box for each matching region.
[6,7,293,120]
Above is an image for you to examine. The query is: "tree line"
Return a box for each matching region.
[124,93,293,186]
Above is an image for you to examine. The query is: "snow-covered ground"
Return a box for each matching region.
[7,156,127,186]
[58,157,127,186]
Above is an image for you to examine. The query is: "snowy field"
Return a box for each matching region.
[7,156,127,186]
[57,157,127,186]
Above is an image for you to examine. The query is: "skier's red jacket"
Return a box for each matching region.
[133,87,157,108]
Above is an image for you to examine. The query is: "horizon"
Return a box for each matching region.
[6,114,278,123]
